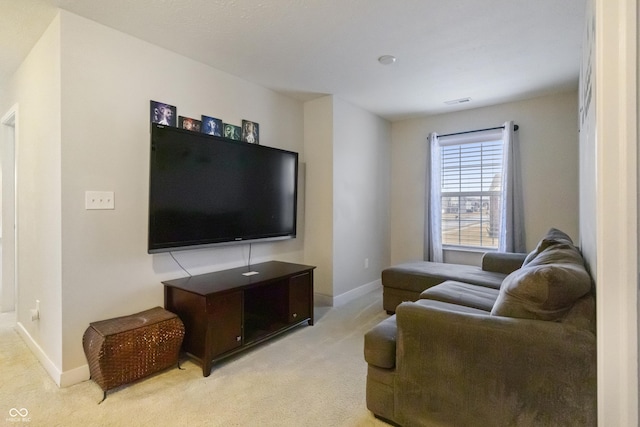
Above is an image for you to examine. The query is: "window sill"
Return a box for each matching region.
[443,245,496,253]
[442,246,488,266]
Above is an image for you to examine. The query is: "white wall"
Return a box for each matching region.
[1,10,392,384]
[332,97,390,299]
[0,14,64,373]
[584,0,638,424]
[303,97,334,299]
[1,10,308,384]
[303,96,391,303]
[579,0,597,278]
[58,11,308,374]
[390,91,580,266]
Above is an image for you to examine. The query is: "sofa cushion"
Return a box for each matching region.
[481,252,527,275]
[409,298,490,316]
[561,293,596,334]
[523,227,575,266]
[364,315,398,369]
[420,280,499,312]
[382,261,505,294]
[491,244,591,321]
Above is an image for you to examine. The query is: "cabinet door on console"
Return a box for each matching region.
[288,272,311,323]
[208,291,242,357]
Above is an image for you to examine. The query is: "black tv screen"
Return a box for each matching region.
[148,124,298,253]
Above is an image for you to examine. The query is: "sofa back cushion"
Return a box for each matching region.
[491,243,592,321]
[522,227,575,266]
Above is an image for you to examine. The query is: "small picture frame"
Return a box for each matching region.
[241,120,259,144]
[224,123,241,141]
[201,115,223,136]
[150,100,177,127]
[178,116,202,132]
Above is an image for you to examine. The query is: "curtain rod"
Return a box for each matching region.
[439,124,519,138]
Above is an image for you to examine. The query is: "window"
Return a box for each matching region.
[427,122,522,261]
[440,137,504,249]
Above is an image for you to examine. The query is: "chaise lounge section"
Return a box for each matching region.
[364,228,596,426]
[381,251,526,314]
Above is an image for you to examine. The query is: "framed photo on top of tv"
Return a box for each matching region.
[241,120,259,144]
[201,115,223,136]
[178,116,201,132]
[150,100,176,127]
[224,123,241,141]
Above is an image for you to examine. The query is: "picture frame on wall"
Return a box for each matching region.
[178,116,202,132]
[241,120,259,144]
[150,100,177,127]
[201,115,223,136]
[224,123,241,141]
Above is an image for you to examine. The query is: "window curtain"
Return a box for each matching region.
[425,122,525,262]
[425,132,443,262]
[499,121,526,252]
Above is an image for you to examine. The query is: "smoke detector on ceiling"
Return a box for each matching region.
[378,55,397,65]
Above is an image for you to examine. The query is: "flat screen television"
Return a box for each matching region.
[148,123,298,253]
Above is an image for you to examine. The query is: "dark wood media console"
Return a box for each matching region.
[163,261,315,376]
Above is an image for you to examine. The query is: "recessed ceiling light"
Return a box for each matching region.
[378,55,397,65]
[444,97,471,105]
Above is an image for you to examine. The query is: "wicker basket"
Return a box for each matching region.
[82,307,184,398]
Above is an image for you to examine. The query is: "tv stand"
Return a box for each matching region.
[163,261,315,376]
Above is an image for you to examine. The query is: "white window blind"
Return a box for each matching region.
[439,133,504,249]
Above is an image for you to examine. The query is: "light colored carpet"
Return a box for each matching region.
[0,288,390,427]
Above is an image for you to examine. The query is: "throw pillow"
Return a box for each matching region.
[522,227,575,266]
[491,244,591,321]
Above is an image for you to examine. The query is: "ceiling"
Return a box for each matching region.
[1,0,585,121]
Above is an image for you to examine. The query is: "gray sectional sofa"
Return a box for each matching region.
[364,228,596,426]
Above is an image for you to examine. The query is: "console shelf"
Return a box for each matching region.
[163,261,315,376]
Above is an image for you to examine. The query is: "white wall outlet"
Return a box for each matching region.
[30,299,40,321]
[364,258,369,269]
[85,191,115,210]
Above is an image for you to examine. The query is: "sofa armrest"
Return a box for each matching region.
[364,315,397,369]
[394,300,596,426]
[481,251,526,274]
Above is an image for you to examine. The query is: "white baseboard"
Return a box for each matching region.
[333,279,381,307]
[314,293,334,307]
[15,281,382,388]
[15,322,90,388]
[16,321,62,387]
[60,363,90,388]
[315,279,381,308]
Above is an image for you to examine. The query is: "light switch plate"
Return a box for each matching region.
[85,191,115,210]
